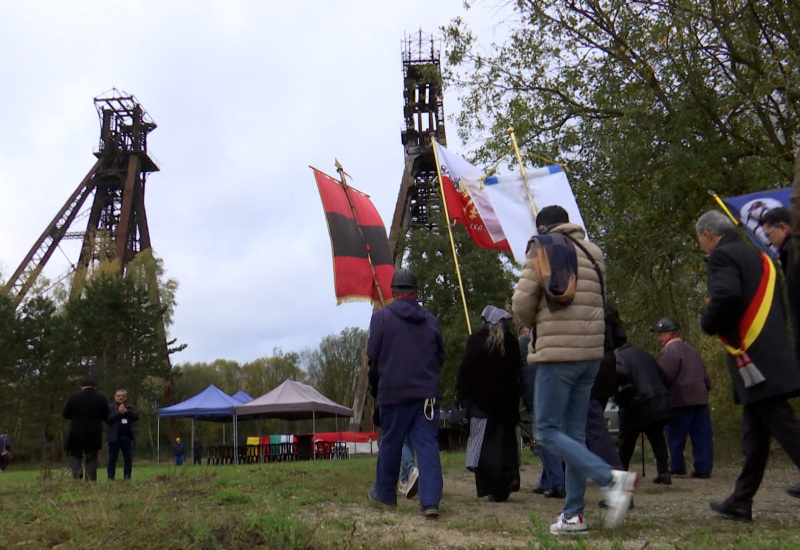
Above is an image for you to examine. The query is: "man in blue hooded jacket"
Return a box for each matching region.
[367,268,445,518]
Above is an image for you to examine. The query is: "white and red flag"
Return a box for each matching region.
[434,141,511,253]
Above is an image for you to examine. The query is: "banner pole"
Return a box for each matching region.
[508,127,538,223]
[332,161,387,308]
[431,136,472,334]
[708,190,741,226]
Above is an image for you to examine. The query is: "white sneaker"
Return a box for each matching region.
[397,480,407,495]
[604,470,638,528]
[404,467,419,499]
[549,513,588,535]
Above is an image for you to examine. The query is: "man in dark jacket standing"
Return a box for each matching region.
[63,380,109,480]
[367,268,444,518]
[651,317,713,479]
[697,210,800,520]
[106,389,140,480]
[760,207,800,359]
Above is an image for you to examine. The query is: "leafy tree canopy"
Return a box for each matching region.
[443,0,800,346]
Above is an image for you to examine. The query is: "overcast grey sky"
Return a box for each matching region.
[0,1,511,365]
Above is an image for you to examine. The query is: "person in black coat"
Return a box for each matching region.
[760,207,800,360]
[456,305,521,502]
[615,342,672,484]
[697,210,800,521]
[63,380,110,480]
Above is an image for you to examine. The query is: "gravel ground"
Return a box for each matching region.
[345,453,800,549]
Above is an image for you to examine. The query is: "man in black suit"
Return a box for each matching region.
[697,210,800,520]
[63,380,109,480]
[105,389,140,480]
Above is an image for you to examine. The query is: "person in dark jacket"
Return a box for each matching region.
[193,439,203,466]
[615,341,673,484]
[697,210,800,520]
[457,305,521,502]
[63,379,109,480]
[519,328,565,498]
[172,437,186,466]
[760,207,800,359]
[105,388,140,480]
[0,432,11,472]
[651,318,713,478]
[587,304,625,473]
[367,268,445,518]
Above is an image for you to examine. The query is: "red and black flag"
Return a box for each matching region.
[312,167,394,305]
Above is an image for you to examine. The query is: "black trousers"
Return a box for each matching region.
[618,422,670,475]
[586,398,623,470]
[730,396,800,506]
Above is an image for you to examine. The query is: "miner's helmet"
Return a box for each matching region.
[391,268,418,291]
[650,317,680,333]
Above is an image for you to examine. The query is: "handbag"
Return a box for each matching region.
[1,450,11,460]
[447,396,471,428]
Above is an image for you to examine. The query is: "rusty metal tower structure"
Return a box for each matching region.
[352,32,450,430]
[4,89,160,307]
[389,31,448,250]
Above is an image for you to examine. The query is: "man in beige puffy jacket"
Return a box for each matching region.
[512,205,638,535]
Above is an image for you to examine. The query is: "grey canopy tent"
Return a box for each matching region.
[157,384,251,464]
[235,380,353,458]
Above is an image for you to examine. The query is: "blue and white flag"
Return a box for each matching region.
[474,166,585,265]
[720,188,791,256]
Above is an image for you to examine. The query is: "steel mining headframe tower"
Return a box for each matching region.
[351,32,450,430]
[3,88,160,307]
[389,30,447,258]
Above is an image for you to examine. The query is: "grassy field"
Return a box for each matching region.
[2,451,800,549]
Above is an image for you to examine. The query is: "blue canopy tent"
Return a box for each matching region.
[157,385,247,465]
[231,390,254,403]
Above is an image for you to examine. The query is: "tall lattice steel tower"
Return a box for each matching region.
[352,32,450,429]
[4,89,160,307]
[389,31,447,252]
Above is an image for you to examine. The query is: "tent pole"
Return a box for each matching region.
[191,419,195,465]
[313,411,316,460]
[157,417,160,467]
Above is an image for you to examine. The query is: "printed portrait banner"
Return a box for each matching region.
[721,187,791,256]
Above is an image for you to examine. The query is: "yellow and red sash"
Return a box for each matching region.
[719,252,777,356]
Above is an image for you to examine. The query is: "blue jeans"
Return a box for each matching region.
[535,360,614,517]
[107,436,133,479]
[666,405,713,475]
[375,400,442,508]
[175,455,184,466]
[536,445,565,490]
[400,437,416,483]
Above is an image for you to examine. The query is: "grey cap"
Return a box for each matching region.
[650,317,680,333]
[391,268,418,289]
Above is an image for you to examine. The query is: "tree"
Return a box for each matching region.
[241,349,305,397]
[444,0,800,347]
[304,328,368,408]
[65,273,173,403]
[15,296,77,461]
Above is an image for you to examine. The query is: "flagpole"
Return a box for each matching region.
[508,127,538,224]
[334,160,387,308]
[431,136,473,334]
[708,190,742,226]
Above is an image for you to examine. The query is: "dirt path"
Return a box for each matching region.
[347,457,800,549]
